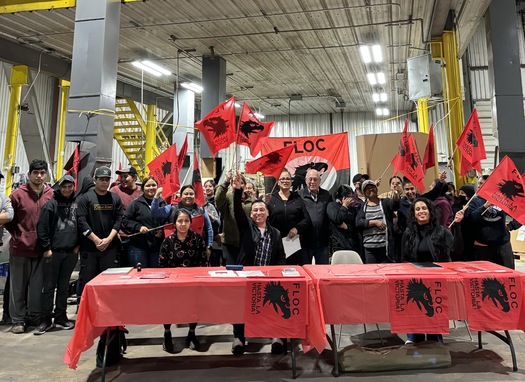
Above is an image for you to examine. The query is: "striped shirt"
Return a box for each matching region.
[254,227,272,266]
[362,203,386,248]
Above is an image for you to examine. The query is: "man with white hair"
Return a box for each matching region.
[299,168,332,264]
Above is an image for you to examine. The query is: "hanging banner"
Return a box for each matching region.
[388,275,450,334]
[463,273,523,331]
[262,132,350,194]
[244,279,307,339]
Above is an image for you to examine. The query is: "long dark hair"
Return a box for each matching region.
[404,197,446,258]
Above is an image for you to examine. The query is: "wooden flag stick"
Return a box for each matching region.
[379,162,392,181]
[448,194,476,229]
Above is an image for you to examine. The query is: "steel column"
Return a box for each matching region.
[3,65,28,195]
[486,0,525,172]
[65,0,121,166]
[417,97,429,133]
[56,79,70,176]
[145,104,156,167]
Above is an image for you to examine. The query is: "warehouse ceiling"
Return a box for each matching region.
[0,0,491,116]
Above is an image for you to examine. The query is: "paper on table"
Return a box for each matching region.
[102,267,133,275]
[283,235,301,258]
[208,270,238,277]
[236,270,265,277]
[517,226,525,241]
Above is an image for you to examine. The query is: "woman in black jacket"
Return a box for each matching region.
[327,184,358,254]
[267,169,311,265]
[401,197,454,344]
[123,176,167,267]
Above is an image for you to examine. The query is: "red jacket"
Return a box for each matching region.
[5,183,54,257]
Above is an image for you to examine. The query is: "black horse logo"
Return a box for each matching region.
[498,179,524,201]
[292,162,329,191]
[193,167,202,184]
[482,277,510,312]
[398,141,406,157]
[407,278,434,317]
[240,120,264,138]
[263,281,291,319]
[467,130,478,148]
[409,153,419,170]
[264,152,282,166]
[203,116,229,139]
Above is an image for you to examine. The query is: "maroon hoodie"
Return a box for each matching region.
[5,183,54,257]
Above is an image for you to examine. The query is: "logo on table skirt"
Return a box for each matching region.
[468,276,520,312]
[393,278,444,316]
[250,281,302,319]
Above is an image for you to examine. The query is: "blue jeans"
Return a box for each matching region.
[407,333,443,343]
[128,245,160,268]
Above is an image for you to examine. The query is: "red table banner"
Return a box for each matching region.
[388,275,449,334]
[245,278,307,339]
[463,272,523,331]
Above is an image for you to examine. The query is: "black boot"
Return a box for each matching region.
[163,330,174,353]
[186,331,201,351]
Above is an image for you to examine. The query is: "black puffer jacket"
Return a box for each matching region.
[37,190,78,251]
[123,195,167,251]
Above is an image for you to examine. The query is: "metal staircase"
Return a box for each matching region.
[113,98,170,178]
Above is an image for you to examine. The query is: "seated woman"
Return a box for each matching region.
[401,197,454,344]
[159,209,208,353]
[123,176,166,267]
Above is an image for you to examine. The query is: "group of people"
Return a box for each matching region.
[0,158,519,353]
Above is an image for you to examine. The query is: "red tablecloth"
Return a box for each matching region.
[64,266,328,369]
[304,261,525,332]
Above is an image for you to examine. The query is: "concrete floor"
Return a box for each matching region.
[1,263,525,381]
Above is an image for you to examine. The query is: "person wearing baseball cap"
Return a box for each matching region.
[76,166,123,302]
[356,179,400,264]
[352,173,369,204]
[110,165,141,267]
[35,174,78,334]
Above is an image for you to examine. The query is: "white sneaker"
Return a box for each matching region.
[405,340,415,345]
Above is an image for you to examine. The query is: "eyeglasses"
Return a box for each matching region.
[279,177,292,181]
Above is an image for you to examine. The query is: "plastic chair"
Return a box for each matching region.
[330,250,384,346]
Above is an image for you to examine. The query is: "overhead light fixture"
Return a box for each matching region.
[382,108,389,116]
[141,60,171,76]
[132,61,162,77]
[254,112,265,120]
[372,93,380,103]
[235,102,241,108]
[375,108,383,116]
[371,45,383,63]
[380,92,387,102]
[367,73,377,85]
[359,45,371,64]
[377,72,386,84]
[181,82,203,93]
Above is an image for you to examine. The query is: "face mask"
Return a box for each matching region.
[459,195,468,205]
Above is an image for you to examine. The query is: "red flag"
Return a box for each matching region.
[391,119,409,175]
[192,152,205,206]
[177,134,188,169]
[456,109,486,176]
[236,102,275,156]
[147,144,181,200]
[164,214,204,238]
[245,146,294,180]
[422,124,436,171]
[65,143,80,189]
[476,156,525,224]
[401,135,426,192]
[195,96,236,157]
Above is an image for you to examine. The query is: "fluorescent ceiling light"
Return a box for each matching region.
[254,112,265,120]
[359,45,371,64]
[132,61,161,77]
[372,45,383,63]
[375,108,383,116]
[235,102,241,108]
[380,92,387,102]
[377,72,386,84]
[367,73,377,85]
[181,82,203,93]
[141,60,171,76]
[382,108,389,116]
[372,93,380,103]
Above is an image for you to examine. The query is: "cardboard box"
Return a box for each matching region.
[356,132,439,194]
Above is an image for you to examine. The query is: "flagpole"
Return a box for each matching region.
[379,162,392,181]
[448,194,475,229]
[127,223,174,237]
